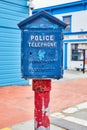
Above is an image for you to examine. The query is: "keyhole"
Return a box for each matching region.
[30,52,32,56]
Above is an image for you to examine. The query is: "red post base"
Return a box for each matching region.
[32,79,51,130]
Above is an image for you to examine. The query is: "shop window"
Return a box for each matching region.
[85,50,87,64]
[63,15,71,32]
[71,44,83,61]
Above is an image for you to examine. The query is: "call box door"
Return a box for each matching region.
[21,28,63,79]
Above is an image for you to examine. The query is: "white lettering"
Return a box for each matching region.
[50,35,54,41]
[28,42,57,47]
[29,34,56,48]
[30,35,34,40]
[28,42,31,47]
[39,35,43,41]
[46,35,49,41]
[30,35,54,41]
[35,35,38,41]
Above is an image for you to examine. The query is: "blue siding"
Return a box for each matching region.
[0,0,29,86]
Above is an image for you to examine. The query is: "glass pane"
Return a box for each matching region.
[71,44,84,61]
[64,17,70,24]
[63,16,71,32]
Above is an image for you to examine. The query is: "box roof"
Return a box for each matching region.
[18,11,67,28]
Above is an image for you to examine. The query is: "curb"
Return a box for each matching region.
[51,101,87,118]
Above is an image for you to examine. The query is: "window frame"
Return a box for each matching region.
[71,44,84,61]
[63,15,72,32]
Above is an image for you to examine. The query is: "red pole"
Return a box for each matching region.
[32,79,51,130]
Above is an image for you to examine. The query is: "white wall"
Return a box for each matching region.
[33,0,80,9]
[72,11,87,32]
[32,0,87,70]
[55,10,87,32]
[67,43,71,69]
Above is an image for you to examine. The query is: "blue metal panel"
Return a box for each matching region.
[25,16,59,29]
[18,11,67,29]
[18,11,66,79]
[0,0,29,86]
[21,29,63,79]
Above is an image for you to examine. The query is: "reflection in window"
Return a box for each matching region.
[71,44,83,61]
[63,16,71,32]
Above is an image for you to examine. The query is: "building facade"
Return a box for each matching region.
[0,0,29,86]
[33,0,87,71]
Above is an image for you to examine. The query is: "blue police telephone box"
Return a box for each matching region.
[18,11,66,79]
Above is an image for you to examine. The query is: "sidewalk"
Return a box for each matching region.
[54,70,87,82]
[0,70,87,130]
[51,102,87,130]
[1,102,87,130]
[9,121,65,130]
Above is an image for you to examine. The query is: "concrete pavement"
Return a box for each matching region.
[10,121,65,130]
[0,70,87,130]
[1,102,87,130]
[51,102,87,130]
[54,70,87,82]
